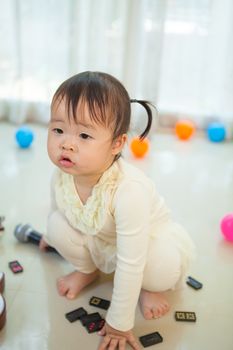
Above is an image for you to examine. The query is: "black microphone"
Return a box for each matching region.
[14,224,59,254]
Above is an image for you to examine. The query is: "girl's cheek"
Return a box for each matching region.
[47,141,56,158]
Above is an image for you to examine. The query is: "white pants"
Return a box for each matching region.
[46,211,193,292]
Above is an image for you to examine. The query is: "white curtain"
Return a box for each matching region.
[0,0,232,128]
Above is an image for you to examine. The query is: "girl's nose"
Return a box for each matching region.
[62,144,74,151]
[61,140,77,152]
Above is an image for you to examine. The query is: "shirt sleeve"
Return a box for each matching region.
[106,180,151,331]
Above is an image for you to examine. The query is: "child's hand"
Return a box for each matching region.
[39,237,49,252]
[98,322,141,350]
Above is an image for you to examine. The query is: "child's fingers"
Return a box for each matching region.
[118,337,126,350]
[39,238,49,251]
[98,334,139,350]
[108,338,118,349]
[127,335,141,350]
[97,334,111,349]
[98,322,140,349]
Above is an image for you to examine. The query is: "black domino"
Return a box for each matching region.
[89,296,110,310]
[65,307,87,323]
[80,312,102,326]
[86,319,105,333]
[186,276,203,290]
[175,311,196,322]
[8,260,23,273]
[139,332,163,347]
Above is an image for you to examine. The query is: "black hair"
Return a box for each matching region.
[51,71,154,140]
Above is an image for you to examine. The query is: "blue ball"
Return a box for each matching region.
[207,122,226,142]
[15,127,34,148]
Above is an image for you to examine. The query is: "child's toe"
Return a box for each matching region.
[57,279,67,295]
[66,291,76,299]
[143,307,153,320]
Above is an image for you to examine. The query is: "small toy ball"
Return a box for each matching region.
[207,122,226,142]
[15,126,34,148]
[220,213,233,242]
[130,137,149,158]
[175,120,195,140]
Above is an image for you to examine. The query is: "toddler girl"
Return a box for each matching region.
[40,71,195,350]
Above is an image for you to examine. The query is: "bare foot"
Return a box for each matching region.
[57,270,99,299]
[139,289,170,319]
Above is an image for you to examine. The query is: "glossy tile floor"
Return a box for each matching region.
[0,122,233,350]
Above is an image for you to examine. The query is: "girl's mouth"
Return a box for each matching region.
[59,156,75,168]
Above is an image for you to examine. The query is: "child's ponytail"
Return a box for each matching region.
[130,99,155,139]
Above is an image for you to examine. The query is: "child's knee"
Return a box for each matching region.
[142,236,182,291]
[48,210,68,231]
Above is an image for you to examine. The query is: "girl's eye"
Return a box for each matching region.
[53,128,63,134]
[80,133,91,139]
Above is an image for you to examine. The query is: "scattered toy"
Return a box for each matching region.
[8,260,23,274]
[186,276,203,290]
[80,312,102,326]
[65,304,105,334]
[89,296,110,310]
[175,120,195,141]
[65,307,87,323]
[14,223,60,254]
[15,126,34,148]
[86,319,105,333]
[220,213,233,242]
[139,331,163,347]
[175,311,196,322]
[207,122,226,143]
[130,137,150,158]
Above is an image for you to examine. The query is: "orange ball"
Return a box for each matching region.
[130,137,149,158]
[175,120,195,140]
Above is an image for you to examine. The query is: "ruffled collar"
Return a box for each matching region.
[54,160,122,235]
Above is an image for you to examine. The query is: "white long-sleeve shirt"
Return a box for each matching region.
[47,158,193,331]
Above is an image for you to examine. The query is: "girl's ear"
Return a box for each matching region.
[112,134,127,155]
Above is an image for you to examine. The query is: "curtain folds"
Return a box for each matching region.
[0,0,232,126]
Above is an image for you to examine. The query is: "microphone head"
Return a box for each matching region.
[14,224,32,243]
